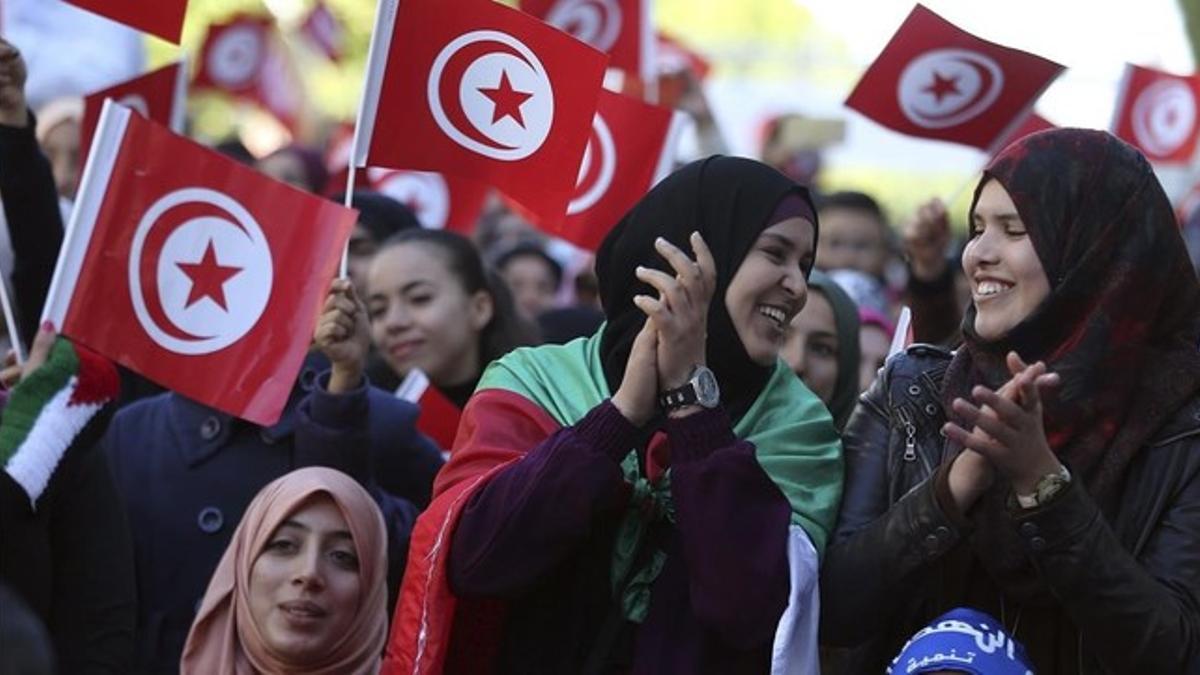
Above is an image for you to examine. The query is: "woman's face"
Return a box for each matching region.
[43,119,81,200]
[366,243,493,387]
[858,323,890,393]
[782,290,838,403]
[249,494,361,662]
[725,217,815,365]
[962,180,1051,341]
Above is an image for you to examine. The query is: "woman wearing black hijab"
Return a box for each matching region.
[820,129,1200,673]
[381,156,844,674]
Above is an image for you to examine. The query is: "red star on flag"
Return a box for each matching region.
[923,71,961,104]
[176,240,243,311]
[478,70,534,127]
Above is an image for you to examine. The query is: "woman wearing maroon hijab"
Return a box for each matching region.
[820,129,1200,673]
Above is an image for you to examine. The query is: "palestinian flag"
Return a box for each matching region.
[382,329,842,673]
[1,339,119,507]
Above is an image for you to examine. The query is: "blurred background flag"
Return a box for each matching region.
[1111,63,1200,164]
[63,0,188,43]
[299,0,346,63]
[79,60,188,182]
[551,89,687,250]
[522,0,656,88]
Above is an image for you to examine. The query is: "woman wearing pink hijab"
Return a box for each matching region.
[180,467,388,674]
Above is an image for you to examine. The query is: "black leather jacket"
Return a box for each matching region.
[820,344,1200,674]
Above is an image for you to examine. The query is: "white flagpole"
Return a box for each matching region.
[338,160,357,278]
[339,0,399,279]
[0,220,25,365]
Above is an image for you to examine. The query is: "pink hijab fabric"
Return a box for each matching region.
[180,467,388,674]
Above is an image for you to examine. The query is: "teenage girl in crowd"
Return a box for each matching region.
[820,129,1200,673]
[365,228,537,409]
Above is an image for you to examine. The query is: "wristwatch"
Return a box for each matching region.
[1015,464,1071,509]
[658,365,720,411]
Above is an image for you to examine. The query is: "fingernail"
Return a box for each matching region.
[41,320,55,332]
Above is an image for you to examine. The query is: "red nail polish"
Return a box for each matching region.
[41,320,55,332]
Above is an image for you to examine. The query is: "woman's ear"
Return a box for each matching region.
[468,290,495,332]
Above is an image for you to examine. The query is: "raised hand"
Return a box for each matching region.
[903,197,951,282]
[314,278,370,394]
[0,39,27,128]
[0,322,56,389]
[944,352,1061,510]
[611,318,659,427]
[632,232,717,391]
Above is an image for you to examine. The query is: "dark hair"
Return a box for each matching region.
[382,229,538,366]
[493,242,564,288]
[817,190,886,224]
[332,190,421,243]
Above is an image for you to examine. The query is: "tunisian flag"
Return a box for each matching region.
[354,0,608,228]
[521,0,655,84]
[845,4,1063,150]
[300,0,345,62]
[1111,64,1200,164]
[80,61,187,180]
[64,0,187,43]
[394,369,462,453]
[193,15,305,132]
[989,111,1056,158]
[367,169,490,235]
[551,89,685,250]
[42,101,356,425]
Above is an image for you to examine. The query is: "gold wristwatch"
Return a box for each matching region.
[1015,464,1071,509]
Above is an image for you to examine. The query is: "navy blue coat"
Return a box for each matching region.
[102,358,444,674]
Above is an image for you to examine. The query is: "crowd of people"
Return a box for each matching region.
[2,19,1200,675]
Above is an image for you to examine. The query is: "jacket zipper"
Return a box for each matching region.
[897,406,917,462]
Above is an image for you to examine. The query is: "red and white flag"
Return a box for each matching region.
[1111,64,1200,164]
[521,0,654,84]
[42,101,356,425]
[551,89,684,250]
[395,369,462,453]
[194,14,304,131]
[80,61,187,179]
[353,0,608,228]
[300,0,345,62]
[845,4,1064,150]
[64,0,188,43]
[367,169,490,235]
[989,111,1056,158]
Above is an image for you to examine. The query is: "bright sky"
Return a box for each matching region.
[700,0,1195,179]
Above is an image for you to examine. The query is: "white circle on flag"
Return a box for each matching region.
[207,24,264,89]
[428,30,555,161]
[376,171,451,229]
[897,48,1004,129]
[546,0,622,53]
[128,188,274,355]
[568,113,616,215]
[1132,79,1196,158]
[117,94,150,117]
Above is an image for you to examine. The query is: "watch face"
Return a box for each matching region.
[695,368,720,407]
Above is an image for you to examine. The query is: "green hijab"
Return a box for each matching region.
[806,271,862,430]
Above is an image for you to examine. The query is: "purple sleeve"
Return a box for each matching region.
[668,406,793,649]
[448,400,640,597]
